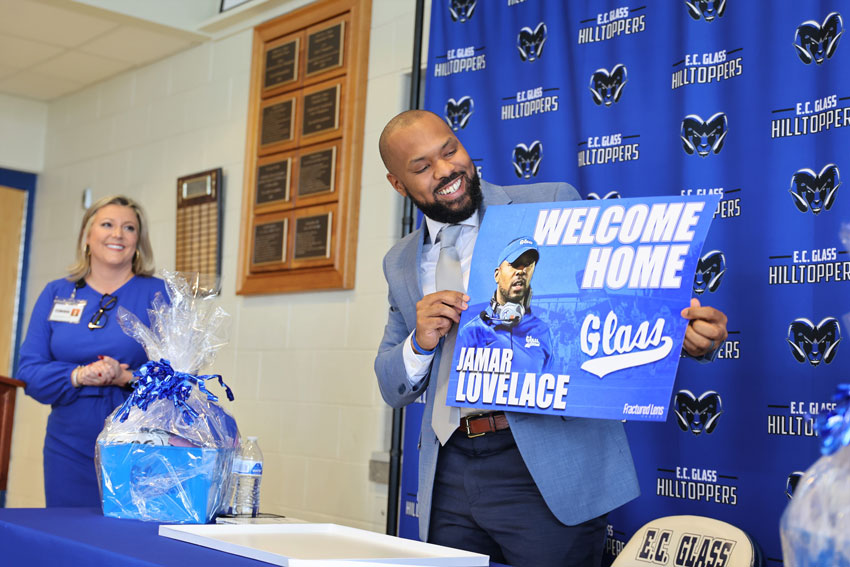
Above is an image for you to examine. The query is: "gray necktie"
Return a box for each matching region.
[431,224,463,445]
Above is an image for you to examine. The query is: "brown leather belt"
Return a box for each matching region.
[458,412,510,438]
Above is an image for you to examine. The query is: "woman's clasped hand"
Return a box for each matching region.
[73,356,133,388]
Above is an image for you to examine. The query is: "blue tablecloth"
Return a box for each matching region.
[0,507,506,566]
[0,507,280,566]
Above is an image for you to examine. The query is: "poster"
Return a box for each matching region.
[447,194,719,421]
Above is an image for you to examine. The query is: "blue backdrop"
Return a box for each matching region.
[398,1,850,564]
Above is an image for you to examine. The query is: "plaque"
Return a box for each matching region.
[298,147,336,197]
[302,85,340,137]
[176,168,222,287]
[306,22,345,76]
[256,158,291,205]
[264,39,299,89]
[238,0,371,293]
[253,220,287,265]
[294,213,332,260]
[260,98,295,146]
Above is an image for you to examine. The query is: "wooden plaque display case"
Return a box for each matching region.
[238,0,370,294]
[176,168,223,291]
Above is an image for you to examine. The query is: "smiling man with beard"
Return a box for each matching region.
[374,110,727,567]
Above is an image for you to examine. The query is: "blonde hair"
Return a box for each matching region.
[67,195,155,281]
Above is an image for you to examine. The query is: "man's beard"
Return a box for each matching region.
[410,171,483,224]
[498,282,530,305]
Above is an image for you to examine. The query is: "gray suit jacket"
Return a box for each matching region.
[375,180,640,541]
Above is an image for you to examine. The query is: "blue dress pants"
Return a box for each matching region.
[428,427,608,567]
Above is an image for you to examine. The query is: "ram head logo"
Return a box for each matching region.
[681,113,727,157]
[794,12,843,65]
[674,390,723,435]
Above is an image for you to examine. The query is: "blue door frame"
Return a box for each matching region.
[0,167,36,376]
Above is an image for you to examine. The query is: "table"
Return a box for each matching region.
[0,508,507,566]
[0,507,282,566]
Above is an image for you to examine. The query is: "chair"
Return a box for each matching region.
[611,515,764,567]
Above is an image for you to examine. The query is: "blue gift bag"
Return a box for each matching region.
[99,442,234,524]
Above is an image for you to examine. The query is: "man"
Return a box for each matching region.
[374,110,728,567]
[455,236,555,377]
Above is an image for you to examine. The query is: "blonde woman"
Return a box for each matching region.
[18,195,165,507]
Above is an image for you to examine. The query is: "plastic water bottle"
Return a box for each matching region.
[230,436,263,516]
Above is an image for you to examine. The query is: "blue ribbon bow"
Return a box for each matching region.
[114,359,234,425]
[815,383,850,456]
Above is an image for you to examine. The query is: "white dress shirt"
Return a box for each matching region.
[402,212,479,385]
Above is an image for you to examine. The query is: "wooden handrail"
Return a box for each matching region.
[0,375,24,388]
[0,375,24,494]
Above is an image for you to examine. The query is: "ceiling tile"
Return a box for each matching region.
[0,0,202,101]
[79,25,195,65]
[0,35,64,69]
[32,50,130,84]
[0,0,119,47]
[0,71,83,101]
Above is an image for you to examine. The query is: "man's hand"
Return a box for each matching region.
[680,298,728,357]
[414,291,469,352]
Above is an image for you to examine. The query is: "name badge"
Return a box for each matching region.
[49,299,87,324]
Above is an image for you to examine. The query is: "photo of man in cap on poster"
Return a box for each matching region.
[455,236,555,376]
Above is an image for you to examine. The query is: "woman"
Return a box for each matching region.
[18,195,166,507]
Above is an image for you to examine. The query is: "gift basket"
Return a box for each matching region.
[780,384,850,566]
[95,271,239,524]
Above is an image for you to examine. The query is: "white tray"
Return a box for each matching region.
[158,523,490,566]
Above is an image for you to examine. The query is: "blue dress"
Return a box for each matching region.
[18,275,166,507]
